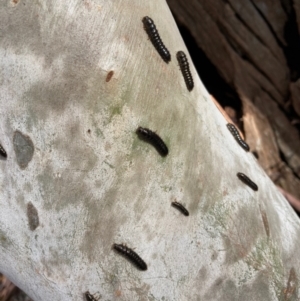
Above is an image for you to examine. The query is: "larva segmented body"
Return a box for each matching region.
[113,243,147,271]
[176,51,194,91]
[0,143,7,158]
[84,291,98,301]
[136,127,168,157]
[237,172,258,191]
[142,16,171,63]
[226,123,250,152]
[171,201,189,216]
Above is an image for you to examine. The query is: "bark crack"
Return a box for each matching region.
[249,0,286,48]
[217,20,285,100]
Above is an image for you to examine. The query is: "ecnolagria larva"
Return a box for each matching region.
[136,126,168,157]
[113,243,147,271]
[226,123,250,152]
[142,16,171,63]
[176,51,194,91]
[171,201,189,216]
[237,172,258,191]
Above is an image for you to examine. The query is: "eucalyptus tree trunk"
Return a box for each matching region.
[0,1,299,300]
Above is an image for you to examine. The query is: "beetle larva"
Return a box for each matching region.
[176,51,194,91]
[226,123,250,152]
[142,16,171,63]
[84,291,98,301]
[0,143,7,158]
[171,201,189,216]
[237,172,258,191]
[113,243,147,271]
[136,127,168,157]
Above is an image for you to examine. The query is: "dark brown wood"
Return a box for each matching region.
[167,0,300,193]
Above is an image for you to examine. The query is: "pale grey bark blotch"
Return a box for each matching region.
[27,202,39,231]
[197,266,207,281]
[221,204,264,264]
[0,228,12,249]
[23,65,94,123]
[238,273,273,301]
[23,182,33,193]
[13,130,34,169]
[1,0,41,55]
[37,166,91,211]
[79,188,125,259]
[205,278,237,301]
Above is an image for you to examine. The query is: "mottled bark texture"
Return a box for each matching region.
[167,0,300,200]
[1,0,300,300]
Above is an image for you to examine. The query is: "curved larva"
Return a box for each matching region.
[113,243,147,271]
[237,172,258,191]
[171,201,189,216]
[226,123,250,152]
[142,16,171,63]
[176,51,194,91]
[136,127,168,157]
[0,143,7,158]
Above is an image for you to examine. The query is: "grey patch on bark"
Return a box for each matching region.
[13,130,34,169]
[27,202,39,231]
[205,279,238,301]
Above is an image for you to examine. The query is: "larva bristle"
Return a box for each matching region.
[113,243,147,271]
[176,51,194,91]
[237,172,258,191]
[142,16,171,63]
[136,127,168,157]
[171,201,189,216]
[226,123,250,152]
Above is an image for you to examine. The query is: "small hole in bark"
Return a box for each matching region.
[106,71,114,82]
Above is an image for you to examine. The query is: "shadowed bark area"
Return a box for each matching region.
[1,0,300,300]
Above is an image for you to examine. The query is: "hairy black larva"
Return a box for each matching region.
[84,291,98,301]
[142,16,171,63]
[176,51,194,91]
[136,127,168,157]
[237,172,258,191]
[226,123,250,152]
[113,243,147,271]
[171,201,189,216]
[0,143,7,158]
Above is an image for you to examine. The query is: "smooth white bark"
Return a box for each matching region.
[0,0,299,300]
